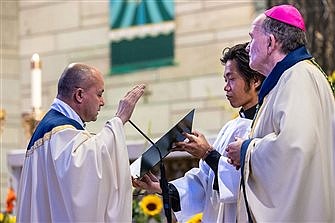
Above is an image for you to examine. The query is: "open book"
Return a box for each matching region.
[130,109,195,179]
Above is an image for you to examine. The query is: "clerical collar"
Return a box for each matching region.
[50,98,85,128]
[239,104,257,120]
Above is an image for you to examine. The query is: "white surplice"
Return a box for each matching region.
[17,100,132,222]
[239,61,335,222]
[172,117,252,222]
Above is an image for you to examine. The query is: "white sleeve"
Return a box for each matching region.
[170,164,210,222]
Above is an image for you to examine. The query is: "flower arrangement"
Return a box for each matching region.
[186,212,203,223]
[133,190,163,223]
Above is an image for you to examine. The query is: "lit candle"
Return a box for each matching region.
[31,53,42,112]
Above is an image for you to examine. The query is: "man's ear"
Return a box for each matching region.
[74,88,84,103]
[267,34,276,55]
[254,79,261,89]
[254,81,259,88]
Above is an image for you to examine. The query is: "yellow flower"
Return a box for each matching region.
[139,194,163,217]
[186,212,203,223]
[8,215,16,223]
[0,213,16,223]
[328,71,335,82]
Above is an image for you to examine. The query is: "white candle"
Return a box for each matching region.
[31,53,42,112]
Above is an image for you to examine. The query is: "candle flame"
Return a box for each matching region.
[31,53,40,62]
[31,53,41,69]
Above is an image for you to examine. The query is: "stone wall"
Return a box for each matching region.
[0,0,262,210]
[0,0,20,210]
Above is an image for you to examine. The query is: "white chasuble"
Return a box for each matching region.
[239,61,335,222]
[17,117,132,222]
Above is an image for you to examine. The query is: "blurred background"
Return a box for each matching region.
[0,0,334,216]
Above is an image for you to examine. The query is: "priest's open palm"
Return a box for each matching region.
[115,84,145,124]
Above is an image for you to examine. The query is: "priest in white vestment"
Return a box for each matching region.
[16,63,145,222]
[227,5,335,222]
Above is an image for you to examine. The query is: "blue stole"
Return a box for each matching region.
[27,109,84,150]
[240,46,312,222]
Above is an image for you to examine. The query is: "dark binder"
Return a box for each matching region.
[130,109,195,178]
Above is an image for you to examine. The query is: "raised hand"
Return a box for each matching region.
[115,84,145,124]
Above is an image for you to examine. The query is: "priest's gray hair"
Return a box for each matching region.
[262,17,307,54]
[57,63,98,99]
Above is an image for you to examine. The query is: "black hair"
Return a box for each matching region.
[220,42,265,91]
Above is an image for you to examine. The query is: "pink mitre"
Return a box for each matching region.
[265,4,306,31]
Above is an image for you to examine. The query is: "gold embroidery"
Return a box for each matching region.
[25,125,77,157]
[73,132,91,153]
